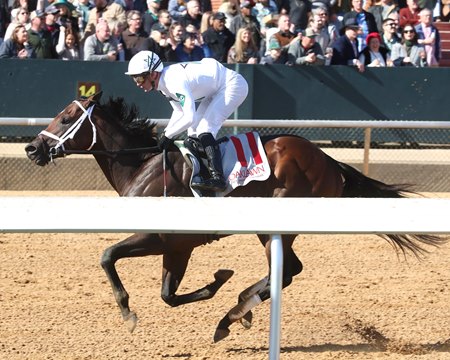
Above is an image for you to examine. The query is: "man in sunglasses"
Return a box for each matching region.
[125,50,249,193]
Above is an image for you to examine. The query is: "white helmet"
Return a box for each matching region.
[125,51,164,76]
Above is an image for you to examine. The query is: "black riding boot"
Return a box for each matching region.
[191,133,227,192]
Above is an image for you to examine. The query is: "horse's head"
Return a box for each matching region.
[25,92,103,166]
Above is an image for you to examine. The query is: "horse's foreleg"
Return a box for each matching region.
[100,233,163,332]
[161,252,234,307]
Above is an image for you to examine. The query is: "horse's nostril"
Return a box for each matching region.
[25,145,37,154]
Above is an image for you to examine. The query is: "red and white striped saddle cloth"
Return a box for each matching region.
[176,131,271,197]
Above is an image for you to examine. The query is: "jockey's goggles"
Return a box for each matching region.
[132,72,149,86]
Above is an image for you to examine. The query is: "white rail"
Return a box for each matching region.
[1,197,449,360]
[2,117,450,129]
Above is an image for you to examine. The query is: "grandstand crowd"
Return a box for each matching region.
[0,0,447,69]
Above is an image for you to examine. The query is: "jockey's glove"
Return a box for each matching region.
[158,133,173,151]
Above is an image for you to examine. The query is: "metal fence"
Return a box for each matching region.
[1,119,449,192]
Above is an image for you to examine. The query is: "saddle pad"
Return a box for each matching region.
[176,132,271,197]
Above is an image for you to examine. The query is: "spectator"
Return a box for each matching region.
[264,13,295,55]
[368,0,399,33]
[289,0,312,33]
[201,11,234,62]
[122,10,148,60]
[169,30,205,60]
[137,27,166,59]
[168,0,187,21]
[75,0,93,37]
[27,9,58,58]
[166,20,184,50]
[343,0,378,51]
[53,0,79,34]
[56,24,81,59]
[252,0,278,33]
[83,19,119,60]
[200,10,213,33]
[358,31,392,66]
[259,36,288,63]
[82,0,126,42]
[0,24,35,58]
[381,17,400,52]
[229,0,261,50]
[151,9,172,34]
[391,24,427,66]
[331,17,364,71]
[180,0,202,30]
[4,6,30,40]
[309,6,338,62]
[399,0,421,29]
[109,18,126,60]
[415,7,440,66]
[44,5,61,49]
[142,0,160,35]
[288,27,325,65]
[227,26,259,63]
[217,0,238,28]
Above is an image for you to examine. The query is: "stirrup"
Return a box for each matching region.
[191,177,227,192]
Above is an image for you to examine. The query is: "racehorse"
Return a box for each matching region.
[25,92,445,342]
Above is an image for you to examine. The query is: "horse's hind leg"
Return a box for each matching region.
[161,251,234,307]
[214,235,301,342]
[100,233,163,333]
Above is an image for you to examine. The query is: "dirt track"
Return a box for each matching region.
[1,193,449,360]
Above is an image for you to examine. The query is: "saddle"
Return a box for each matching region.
[175,132,271,197]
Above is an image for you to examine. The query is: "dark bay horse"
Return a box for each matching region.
[25,92,445,342]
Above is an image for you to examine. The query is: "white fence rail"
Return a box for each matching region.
[1,197,449,360]
[2,117,450,129]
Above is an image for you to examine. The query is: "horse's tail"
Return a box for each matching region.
[336,159,447,258]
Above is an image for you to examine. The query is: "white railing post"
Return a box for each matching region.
[269,234,283,360]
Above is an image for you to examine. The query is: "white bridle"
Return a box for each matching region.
[39,100,97,158]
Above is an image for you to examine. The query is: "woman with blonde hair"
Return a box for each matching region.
[227,26,259,64]
[4,7,30,40]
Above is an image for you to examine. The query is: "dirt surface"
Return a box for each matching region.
[1,192,449,360]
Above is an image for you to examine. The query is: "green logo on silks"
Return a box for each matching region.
[176,93,186,107]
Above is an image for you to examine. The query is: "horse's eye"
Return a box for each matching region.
[61,116,72,125]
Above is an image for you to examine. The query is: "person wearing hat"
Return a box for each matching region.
[229,0,261,51]
[358,31,392,66]
[287,27,325,65]
[260,37,288,64]
[342,0,378,52]
[201,12,235,62]
[44,5,61,49]
[331,17,364,72]
[125,50,249,192]
[27,9,58,58]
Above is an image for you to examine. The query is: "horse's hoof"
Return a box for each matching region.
[240,311,253,329]
[213,328,230,343]
[214,269,234,283]
[124,311,138,333]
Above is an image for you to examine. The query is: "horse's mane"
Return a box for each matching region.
[98,97,158,142]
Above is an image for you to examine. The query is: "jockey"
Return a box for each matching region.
[125,50,249,193]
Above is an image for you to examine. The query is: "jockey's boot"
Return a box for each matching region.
[191,133,227,192]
